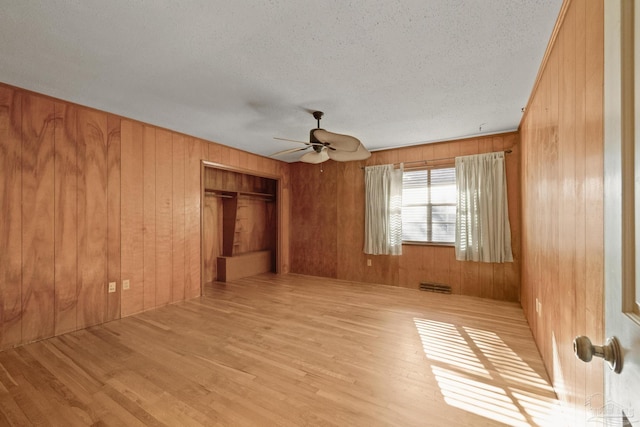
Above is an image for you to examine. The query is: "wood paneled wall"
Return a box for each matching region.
[290,132,521,301]
[119,124,198,316]
[0,83,290,349]
[520,0,603,423]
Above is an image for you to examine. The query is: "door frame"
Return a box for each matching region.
[603,0,640,422]
[199,160,282,291]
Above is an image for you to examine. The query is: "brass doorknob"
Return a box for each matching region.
[573,335,623,374]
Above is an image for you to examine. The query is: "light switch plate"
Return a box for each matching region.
[123,279,130,290]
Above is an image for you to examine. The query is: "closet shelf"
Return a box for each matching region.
[204,189,274,199]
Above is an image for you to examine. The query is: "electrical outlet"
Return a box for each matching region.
[367,259,372,267]
[123,279,130,290]
[108,282,116,293]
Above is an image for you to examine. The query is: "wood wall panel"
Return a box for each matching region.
[21,94,55,342]
[278,162,290,274]
[583,0,604,411]
[246,153,258,172]
[106,115,121,322]
[155,129,173,307]
[121,120,144,316]
[171,134,185,302]
[557,5,576,409]
[228,147,239,168]
[53,102,78,335]
[460,258,480,296]
[76,108,108,329]
[503,136,521,302]
[336,161,366,282]
[0,87,22,348]
[291,133,521,301]
[519,0,604,421]
[206,143,224,164]
[202,196,222,283]
[185,137,202,298]
[232,198,274,255]
[0,82,291,349]
[572,0,587,412]
[477,263,494,299]
[290,161,338,278]
[143,125,157,310]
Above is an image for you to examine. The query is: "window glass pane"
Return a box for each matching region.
[402,167,456,244]
[402,206,428,241]
[403,170,428,188]
[403,187,427,205]
[431,205,456,242]
[432,205,456,223]
[432,223,456,242]
[431,183,456,204]
[430,168,456,204]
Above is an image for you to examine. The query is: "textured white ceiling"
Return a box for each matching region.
[0,0,561,162]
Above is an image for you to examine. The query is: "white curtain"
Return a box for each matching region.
[455,152,513,263]
[364,164,403,255]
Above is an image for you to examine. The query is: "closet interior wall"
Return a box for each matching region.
[202,167,277,282]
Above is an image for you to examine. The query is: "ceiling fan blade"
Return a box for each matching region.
[300,149,330,164]
[327,143,371,162]
[273,137,312,145]
[270,146,309,157]
[313,129,360,152]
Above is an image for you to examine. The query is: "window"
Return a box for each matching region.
[402,167,456,244]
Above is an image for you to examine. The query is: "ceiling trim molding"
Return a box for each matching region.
[369,129,519,153]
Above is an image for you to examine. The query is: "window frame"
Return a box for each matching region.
[401,165,456,247]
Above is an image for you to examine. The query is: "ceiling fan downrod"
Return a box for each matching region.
[310,111,325,153]
[313,111,323,129]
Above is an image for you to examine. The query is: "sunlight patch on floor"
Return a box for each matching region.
[414,318,562,426]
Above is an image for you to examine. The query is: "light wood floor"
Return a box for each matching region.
[0,274,561,426]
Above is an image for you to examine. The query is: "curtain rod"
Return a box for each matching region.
[360,149,512,170]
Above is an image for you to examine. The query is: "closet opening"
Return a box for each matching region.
[201,162,279,286]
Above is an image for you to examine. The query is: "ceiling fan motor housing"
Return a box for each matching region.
[309,128,325,152]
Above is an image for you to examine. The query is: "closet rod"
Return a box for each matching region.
[238,195,275,202]
[204,193,234,199]
[204,191,274,202]
[360,149,512,170]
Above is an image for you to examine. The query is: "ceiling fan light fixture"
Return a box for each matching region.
[300,148,330,164]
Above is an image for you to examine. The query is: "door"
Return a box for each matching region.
[604,0,640,423]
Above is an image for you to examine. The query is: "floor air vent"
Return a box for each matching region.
[419,282,451,294]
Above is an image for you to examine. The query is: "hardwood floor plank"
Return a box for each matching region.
[0,274,559,426]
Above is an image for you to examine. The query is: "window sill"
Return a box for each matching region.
[402,241,455,247]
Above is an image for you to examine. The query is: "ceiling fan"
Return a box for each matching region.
[272,111,371,164]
